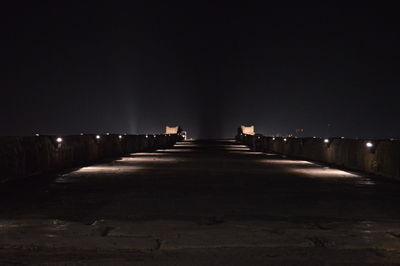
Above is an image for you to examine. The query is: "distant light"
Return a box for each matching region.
[313,136,316,139]
[106,133,110,135]
[153,134,156,137]
[324,139,329,143]
[272,137,275,141]
[56,137,63,143]
[283,138,287,142]
[145,135,148,138]
[80,133,84,136]
[35,134,40,137]
[96,135,101,139]
[366,142,373,148]
[341,136,345,139]
[118,135,122,139]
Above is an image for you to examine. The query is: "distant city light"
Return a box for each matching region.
[324,139,329,143]
[35,134,40,137]
[366,142,373,148]
[272,137,275,140]
[106,133,110,135]
[80,133,84,135]
[283,138,287,142]
[96,135,101,139]
[56,137,63,143]
[118,135,122,139]
[145,135,148,138]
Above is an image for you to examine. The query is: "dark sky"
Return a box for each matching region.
[1,3,399,139]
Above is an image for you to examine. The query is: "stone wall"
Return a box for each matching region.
[237,134,400,180]
[0,134,180,183]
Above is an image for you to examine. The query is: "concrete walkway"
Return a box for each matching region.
[1,140,400,265]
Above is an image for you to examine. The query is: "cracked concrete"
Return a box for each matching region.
[1,140,400,265]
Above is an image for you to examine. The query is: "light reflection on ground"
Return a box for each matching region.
[290,167,361,178]
[260,159,314,165]
[174,142,200,147]
[133,152,170,156]
[355,179,376,185]
[120,157,178,162]
[228,151,263,155]
[62,154,182,177]
[223,147,251,151]
[261,155,369,181]
[70,165,144,174]
[161,149,195,152]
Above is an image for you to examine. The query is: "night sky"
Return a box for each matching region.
[1,4,399,139]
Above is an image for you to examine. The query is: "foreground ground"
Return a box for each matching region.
[1,140,400,265]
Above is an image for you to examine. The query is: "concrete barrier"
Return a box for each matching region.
[0,134,179,183]
[237,133,400,180]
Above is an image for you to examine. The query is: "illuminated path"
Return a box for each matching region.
[1,140,400,264]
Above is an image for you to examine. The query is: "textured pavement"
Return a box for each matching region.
[1,140,400,265]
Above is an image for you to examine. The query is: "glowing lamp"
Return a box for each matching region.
[324,139,329,143]
[56,137,63,143]
[366,142,373,148]
[96,135,101,140]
